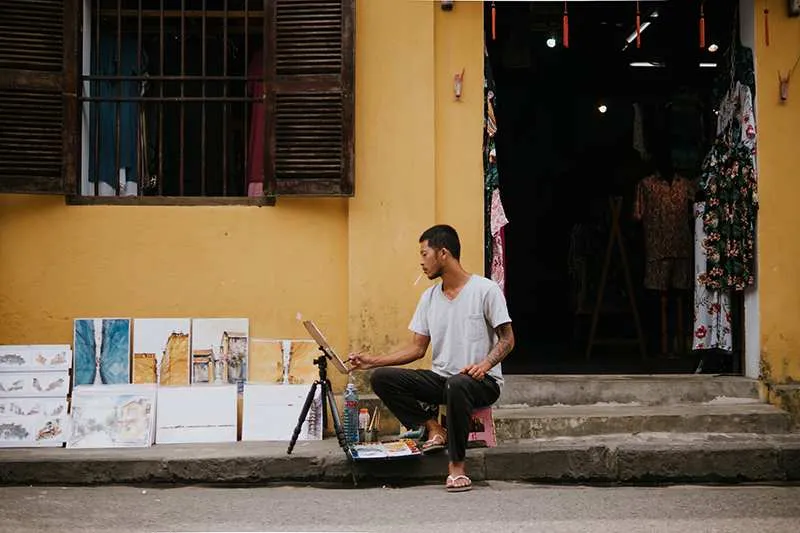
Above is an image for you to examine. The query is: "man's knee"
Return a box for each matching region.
[369,367,395,394]
[445,374,472,397]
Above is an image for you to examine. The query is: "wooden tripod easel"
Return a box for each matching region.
[585,196,647,360]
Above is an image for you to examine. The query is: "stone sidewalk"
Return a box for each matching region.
[2,432,800,486]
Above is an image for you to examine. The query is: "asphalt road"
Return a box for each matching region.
[1,482,799,532]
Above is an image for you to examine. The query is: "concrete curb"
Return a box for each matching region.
[2,434,800,486]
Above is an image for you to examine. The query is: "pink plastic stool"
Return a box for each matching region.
[437,405,496,448]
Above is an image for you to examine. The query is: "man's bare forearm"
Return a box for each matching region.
[376,345,425,367]
[484,323,515,368]
[373,334,429,368]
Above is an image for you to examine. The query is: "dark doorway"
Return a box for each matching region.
[485,1,742,374]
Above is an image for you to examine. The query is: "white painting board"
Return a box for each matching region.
[156,385,237,444]
[190,319,249,387]
[67,384,157,449]
[0,398,67,418]
[242,384,323,442]
[0,413,68,448]
[132,318,191,385]
[0,345,72,372]
[0,372,70,397]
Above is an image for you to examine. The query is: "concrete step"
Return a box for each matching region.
[3,432,800,485]
[498,374,760,407]
[774,384,800,428]
[493,401,792,440]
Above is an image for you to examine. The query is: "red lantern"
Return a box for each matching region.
[563,1,569,48]
[699,2,706,49]
[492,1,497,41]
[635,1,641,49]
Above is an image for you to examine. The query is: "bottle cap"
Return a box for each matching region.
[360,408,369,413]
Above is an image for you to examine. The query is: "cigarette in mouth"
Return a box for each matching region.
[414,273,423,285]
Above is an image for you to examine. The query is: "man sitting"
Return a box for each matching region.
[348,224,514,492]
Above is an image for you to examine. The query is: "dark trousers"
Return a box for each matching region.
[370,368,500,462]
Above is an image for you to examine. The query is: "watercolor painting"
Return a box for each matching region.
[67,384,156,448]
[247,339,321,385]
[248,339,286,384]
[156,385,238,444]
[0,398,69,447]
[74,318,131,386]
[133,318,191,386]
[0,345,72,372]
[286,340,321,384]
[190,319,248,387]
[0,398,67,418]
[0,416,68,447]
[241,384,322,442]
[0,372,70,397]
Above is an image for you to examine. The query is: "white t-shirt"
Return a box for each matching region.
[408,274,512,386]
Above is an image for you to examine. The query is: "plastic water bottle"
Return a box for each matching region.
[343,381,359,445]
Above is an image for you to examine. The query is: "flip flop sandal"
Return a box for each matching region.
[421,432,446,454]
[446,475,473,493]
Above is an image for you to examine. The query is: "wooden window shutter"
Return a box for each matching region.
[267,0,355,196]
[0,0,78,195]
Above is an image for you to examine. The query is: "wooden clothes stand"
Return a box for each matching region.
[585,196,647,361]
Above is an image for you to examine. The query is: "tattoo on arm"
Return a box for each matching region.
[485,323,515,368]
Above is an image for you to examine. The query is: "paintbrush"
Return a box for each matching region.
[368,405,378,432]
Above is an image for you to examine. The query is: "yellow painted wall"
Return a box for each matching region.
[0,197,350,386]
[348,0,484,388]
[0,0,485,393]
[754,0,800,384]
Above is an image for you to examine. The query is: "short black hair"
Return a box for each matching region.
[419,224,461,260]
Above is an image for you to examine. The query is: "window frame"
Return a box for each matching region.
[0,0,355,205]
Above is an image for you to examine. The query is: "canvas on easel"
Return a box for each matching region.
[301,321,349,375]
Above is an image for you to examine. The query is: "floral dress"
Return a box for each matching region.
[698,137,757,291]
[692,82,757,352]
[693,201,733,351]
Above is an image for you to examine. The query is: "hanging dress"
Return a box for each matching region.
[692,82,757,351]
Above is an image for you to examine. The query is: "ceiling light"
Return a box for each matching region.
[708,43,719,52]
[629,61,664,68]
[546,37,557,48]
[700,62,718,68]
[598,105,608,114]
[625,21,652,44]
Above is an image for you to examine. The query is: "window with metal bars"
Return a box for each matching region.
[0,0,355,202]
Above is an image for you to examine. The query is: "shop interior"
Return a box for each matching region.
[485,1,749,375]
